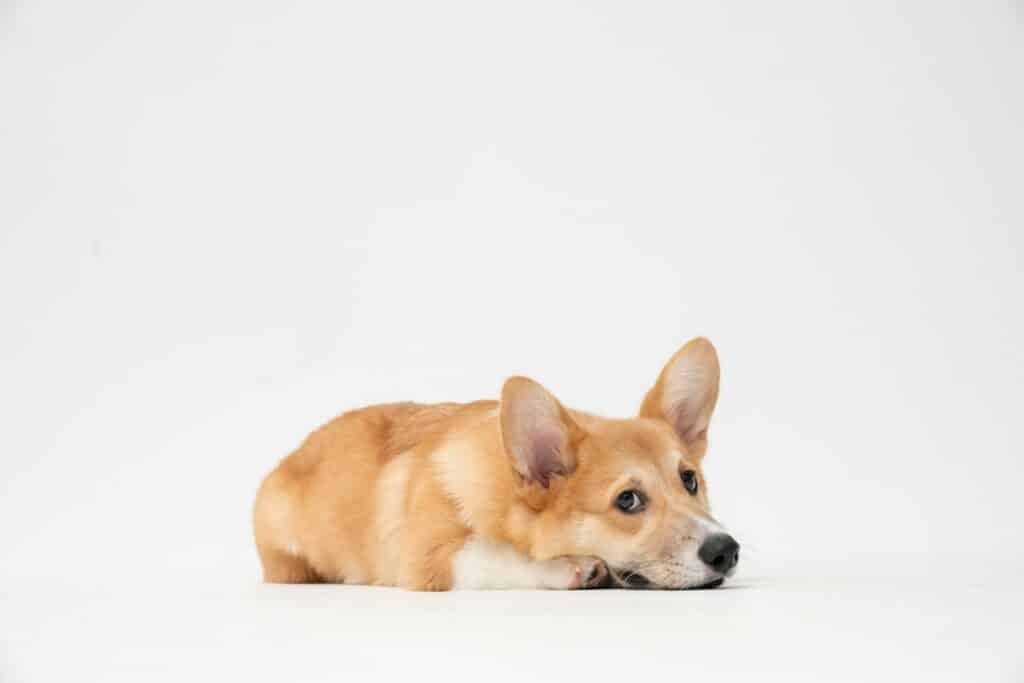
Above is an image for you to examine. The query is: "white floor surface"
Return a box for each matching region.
[3,557,1021,683]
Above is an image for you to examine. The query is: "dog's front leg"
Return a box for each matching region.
[450,536,607,590]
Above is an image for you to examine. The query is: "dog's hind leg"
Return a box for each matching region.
[256,544,322,584]
[253,468,323,583]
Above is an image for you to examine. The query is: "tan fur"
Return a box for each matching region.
[253,338,729,590]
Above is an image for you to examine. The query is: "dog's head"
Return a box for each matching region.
[501,337,737,589]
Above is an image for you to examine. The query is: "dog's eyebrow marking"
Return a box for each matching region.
[664,451,684,472]
[610,473,644,491]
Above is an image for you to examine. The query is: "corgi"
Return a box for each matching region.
[252,337,739,590]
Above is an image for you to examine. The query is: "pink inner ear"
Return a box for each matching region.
[669,403,707,443]
[525,430,566,488]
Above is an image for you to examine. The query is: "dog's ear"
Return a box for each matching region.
[500,376,583,489]
[639,337,720,449]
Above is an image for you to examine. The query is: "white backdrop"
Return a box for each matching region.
[2,1,1022,680]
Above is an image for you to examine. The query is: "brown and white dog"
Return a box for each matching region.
[253,337,739,590]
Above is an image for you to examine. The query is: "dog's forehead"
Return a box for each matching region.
[597,418,681,461]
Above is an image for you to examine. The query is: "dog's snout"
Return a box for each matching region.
[698,533,739,574]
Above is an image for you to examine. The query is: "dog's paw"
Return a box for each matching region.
[567,556,609,589]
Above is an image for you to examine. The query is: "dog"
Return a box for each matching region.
[253,337,738,590]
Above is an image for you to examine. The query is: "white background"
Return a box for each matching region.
[2,0,1022,681]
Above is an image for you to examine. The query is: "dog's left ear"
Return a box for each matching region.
[639,337,720,451]
[501,376,584,489]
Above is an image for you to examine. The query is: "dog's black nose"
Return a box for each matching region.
[698,533,740,574]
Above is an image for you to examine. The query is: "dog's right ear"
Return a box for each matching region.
[500,376,583,489]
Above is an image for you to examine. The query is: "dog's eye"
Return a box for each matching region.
[681,469,698,496]
[615,489,646,513]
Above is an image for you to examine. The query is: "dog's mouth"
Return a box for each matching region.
[609,568,652,589]
[608,568,725,591]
